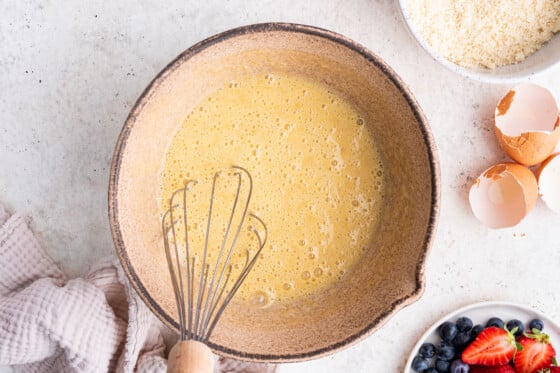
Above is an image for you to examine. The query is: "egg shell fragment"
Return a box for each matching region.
[495,83,560,166]
[469,163,538,229]
[537,153,560,214]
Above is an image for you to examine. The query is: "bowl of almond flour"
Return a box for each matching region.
[398,0,560,82]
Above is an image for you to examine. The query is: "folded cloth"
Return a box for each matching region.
[0,204,276,373]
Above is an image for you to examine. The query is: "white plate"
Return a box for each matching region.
[404,301,560,372]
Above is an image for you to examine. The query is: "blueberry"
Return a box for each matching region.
[486,317,504,329]
[412,355,431,372]
[439,321,459,342]
[470,324,484,339]
[419,342,437,358]
[426,369,439,373]
[450,359,470,373]
[452,332,472,351]
[456,317,473,332]
[506,319,524,337]
[437,342,456,361]
[435,359,451,373]
[529,318,544,331]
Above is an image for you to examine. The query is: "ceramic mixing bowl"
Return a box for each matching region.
[109,23,440,362]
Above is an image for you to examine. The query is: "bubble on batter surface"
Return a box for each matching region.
[249,290,273,308]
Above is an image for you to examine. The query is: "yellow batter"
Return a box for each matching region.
[160,72,384,306]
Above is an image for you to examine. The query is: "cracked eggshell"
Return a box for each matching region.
[537,153,560,214]
[469,163,538,229]
[495,83,560,166]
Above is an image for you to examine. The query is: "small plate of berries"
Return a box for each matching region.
[405,301,560,373]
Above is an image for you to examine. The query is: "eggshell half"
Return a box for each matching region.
[495,83,560,166]
[537,153,560,214]
[469,163,538,228]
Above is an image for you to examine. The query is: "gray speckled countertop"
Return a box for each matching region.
[2,1,560,372]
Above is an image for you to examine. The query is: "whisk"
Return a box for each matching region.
[162,166,267,373]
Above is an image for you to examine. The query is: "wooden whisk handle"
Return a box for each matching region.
[167,340,214,373]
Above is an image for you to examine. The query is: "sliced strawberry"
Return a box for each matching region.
[462,326,517,365]
[514,330,556,373]
[470,365,515,373]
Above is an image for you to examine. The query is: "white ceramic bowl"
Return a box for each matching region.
[398,1,560,83]
[404,301,560,373]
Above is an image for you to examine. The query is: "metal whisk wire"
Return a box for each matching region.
[162,166,267,344]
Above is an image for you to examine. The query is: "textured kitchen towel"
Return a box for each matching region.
[0,204,276,373]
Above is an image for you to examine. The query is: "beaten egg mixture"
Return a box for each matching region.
[160,72,384,306]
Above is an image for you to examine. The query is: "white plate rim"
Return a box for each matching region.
[404,301,560,372]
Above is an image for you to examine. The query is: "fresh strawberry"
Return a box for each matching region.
[470,365,515,373]
[462,326,517,365]
[537,367,560,373]
[514,330,556,373]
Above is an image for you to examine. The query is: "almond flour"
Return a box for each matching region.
[405,0,560,69]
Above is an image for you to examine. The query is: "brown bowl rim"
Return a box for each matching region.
[108,22,441,362]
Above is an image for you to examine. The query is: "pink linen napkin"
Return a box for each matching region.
[0,204,276,373]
